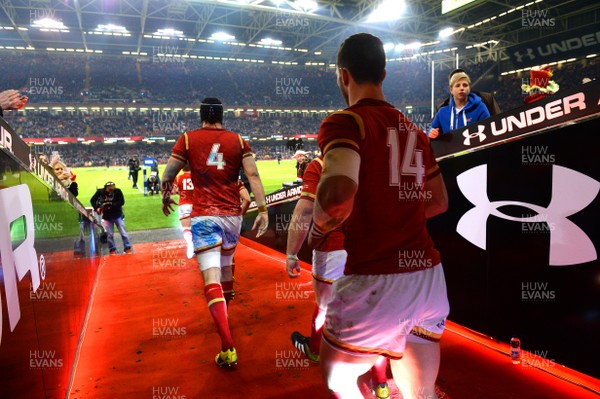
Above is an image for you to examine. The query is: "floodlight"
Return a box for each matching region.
[439,27,454,38]
[211,32,236,41]
[155,28,184,37]
[31,18,67,29]
[260,38,283,46]
[97,24,128,33]
[366,0,405,23]
[405,41,421,50]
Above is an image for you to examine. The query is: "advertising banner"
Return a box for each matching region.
[430,81,600,161]
[508,26,600,66]
[428,115,599,377]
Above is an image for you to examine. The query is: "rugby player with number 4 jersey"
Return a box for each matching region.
[161,98,269,369]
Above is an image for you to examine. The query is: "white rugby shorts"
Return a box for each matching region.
[312,249,346,284]
[178,204,192,220]
[323,264,449,359]
[190,215,242,255]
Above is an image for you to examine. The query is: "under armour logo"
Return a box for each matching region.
[456,164,599,266]
[514,48,536,63]
[462,124,486,146]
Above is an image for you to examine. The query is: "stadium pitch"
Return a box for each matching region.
[74,159,299,232]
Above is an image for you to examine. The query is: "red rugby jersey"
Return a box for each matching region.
[175,171,194,206]
[171,128,253,217]
[318,98,441,275]
[301,157,344,252]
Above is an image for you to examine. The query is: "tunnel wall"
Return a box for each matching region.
[0,116,102,399]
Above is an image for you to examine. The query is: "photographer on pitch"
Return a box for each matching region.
[128,156,141,188]
[147,158,161,195]
[91,182,133,255]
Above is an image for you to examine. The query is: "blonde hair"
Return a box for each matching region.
[53,160,67,171]
[449,72,471,88]
[53,161,72,186]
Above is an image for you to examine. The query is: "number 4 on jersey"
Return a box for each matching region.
[387,128,425,193]
[207,144,226,170]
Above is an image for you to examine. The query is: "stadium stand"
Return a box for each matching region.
[2,53,598,112]
[1,52,597,171]
[2,54,598,153]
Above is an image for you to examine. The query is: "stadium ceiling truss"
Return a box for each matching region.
[0,0,598,67]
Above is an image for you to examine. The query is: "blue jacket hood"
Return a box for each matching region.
[450,92,483,112]
[429,92,490,134]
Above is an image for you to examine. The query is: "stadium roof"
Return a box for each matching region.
[0,0,598,66]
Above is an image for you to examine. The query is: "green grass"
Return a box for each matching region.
[74,159,297,232]
[254,159,298,193]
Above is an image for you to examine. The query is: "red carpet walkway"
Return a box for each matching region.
[68,238,600,399]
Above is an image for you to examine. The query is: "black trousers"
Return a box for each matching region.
[130,170,139,185]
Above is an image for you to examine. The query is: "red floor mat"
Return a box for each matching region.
[68,238,600,399]
[69,239,326,399]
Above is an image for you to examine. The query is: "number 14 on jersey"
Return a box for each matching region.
[387,128,425,198]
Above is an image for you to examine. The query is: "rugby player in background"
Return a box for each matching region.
[161,98,268,369]
[174,163,195,259]
[286,155,391,399]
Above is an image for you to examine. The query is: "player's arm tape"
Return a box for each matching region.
[322,147,360,185]
[286,254,298,261]
[312,148,359,232]
[256,200,267,213]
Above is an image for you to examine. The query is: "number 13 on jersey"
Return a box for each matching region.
[387,128,425,198]
[182,178,194,191]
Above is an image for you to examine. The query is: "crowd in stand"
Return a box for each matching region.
[32,140,320,169]
[2,51,598,169]
[2,52,597,111]
[5,111,324,138]
[35,142,173,168]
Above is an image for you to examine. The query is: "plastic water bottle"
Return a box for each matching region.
[510,336,521,364]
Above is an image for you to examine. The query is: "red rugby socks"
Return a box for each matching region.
[204,283,234,350]
[371,356,389,385]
